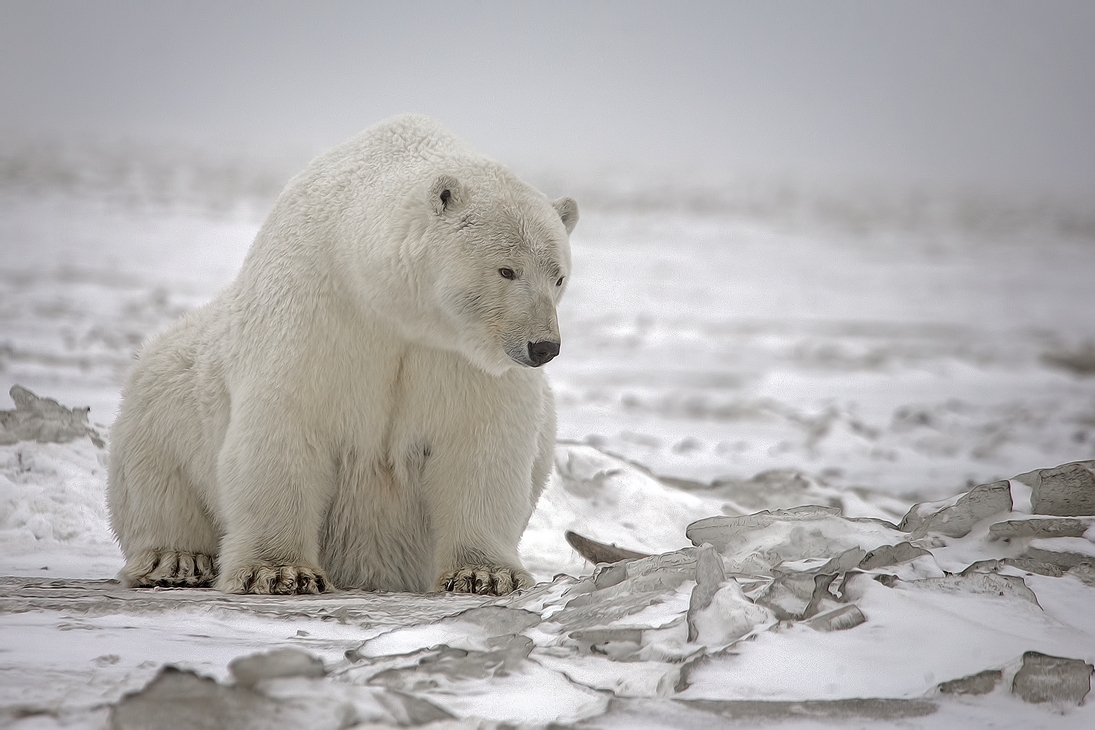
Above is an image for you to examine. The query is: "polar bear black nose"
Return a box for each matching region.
[528,340,560,366]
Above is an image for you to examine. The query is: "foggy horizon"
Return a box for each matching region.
[1,1,1093,202]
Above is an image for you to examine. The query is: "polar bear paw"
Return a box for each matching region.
[123,550,217,588]
[438,565,533,596]
[219,565,331,595]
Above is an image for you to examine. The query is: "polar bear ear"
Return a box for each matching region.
[552,196,579,234]
[429,174,464,215]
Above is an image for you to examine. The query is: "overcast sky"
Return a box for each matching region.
[1,1,1093,200]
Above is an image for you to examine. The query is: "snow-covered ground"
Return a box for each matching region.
[2,145,1094,727]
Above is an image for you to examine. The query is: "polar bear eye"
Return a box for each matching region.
[499,268,516,280]
[555,276,565,287]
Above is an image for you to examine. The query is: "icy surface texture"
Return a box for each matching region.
[1015,462,1095,517]
[4,163,1095,726]
[4,441,1095,726]
[0,385,103,447]
[899,480,1012,538]
[1011,651,1094,707]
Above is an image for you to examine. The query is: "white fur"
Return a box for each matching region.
[107,114,578,595]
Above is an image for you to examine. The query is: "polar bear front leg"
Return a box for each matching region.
[438,564,534,595]
[219,564,330,595]
[424,445,539,596]
[213,416,335,595]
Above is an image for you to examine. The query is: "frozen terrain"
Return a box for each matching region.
[2,144,1095,727]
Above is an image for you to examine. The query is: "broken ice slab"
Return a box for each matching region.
[987,515,1095,540]
[816,546,867,574]
[686,544,726,631]
[687,546,775,646]
[752,548,867,623]
[960,557,1066,579]
[1021,538,1095,571]
[858,541,930,570]
[0,385,104,447]
[1011,651,1094,706]
[229,647,326,689]
[899,480,1012,538]
[1021,549,1090,571]
[963,533,1095,575]
[547,549,698,632]
[686,507,906,575]
[755,555,871,623]
[110,665,411,730]
[369,633,536,688]
[366,634,609,725]
[1013,461,1095,517]
[804,604,866,632]
[937,668,1002,696]
[687,577,776,647]
[687,506,841,551]
[352,605,541,658]
[755,573,825,621]
[111,666,310,729]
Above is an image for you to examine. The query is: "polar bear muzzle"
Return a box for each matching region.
[528,340,560,367]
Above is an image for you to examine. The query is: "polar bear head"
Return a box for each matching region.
[420,171,578,376]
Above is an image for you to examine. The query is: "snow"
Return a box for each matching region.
[2,147,1095,727]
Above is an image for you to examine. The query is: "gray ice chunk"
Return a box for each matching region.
[0,385,104,447]
[899,481,1011,538]
[110,665,352,730]
[805,605,866,632]
[937,669,1002,696]
[858,542,930,570]
[988,516,1095,540]
[687,506,841,552]
[1013,461,1095,517]
[1011,651,1093,706]
[229,648,326,689]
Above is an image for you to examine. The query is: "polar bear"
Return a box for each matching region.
[107,114,577,596]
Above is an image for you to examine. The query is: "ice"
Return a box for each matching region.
[0,385,104,447]
[1011,651,1094,707]
[1014,461,1095,516]
[228,647,327,689]
[4,442,1095,727]
[108,663,459,730]
[900,480,1013,538]
[687,507,906,575]
[938,668,1003,696]
[688,575,775,646]
[3,147,1095,727]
